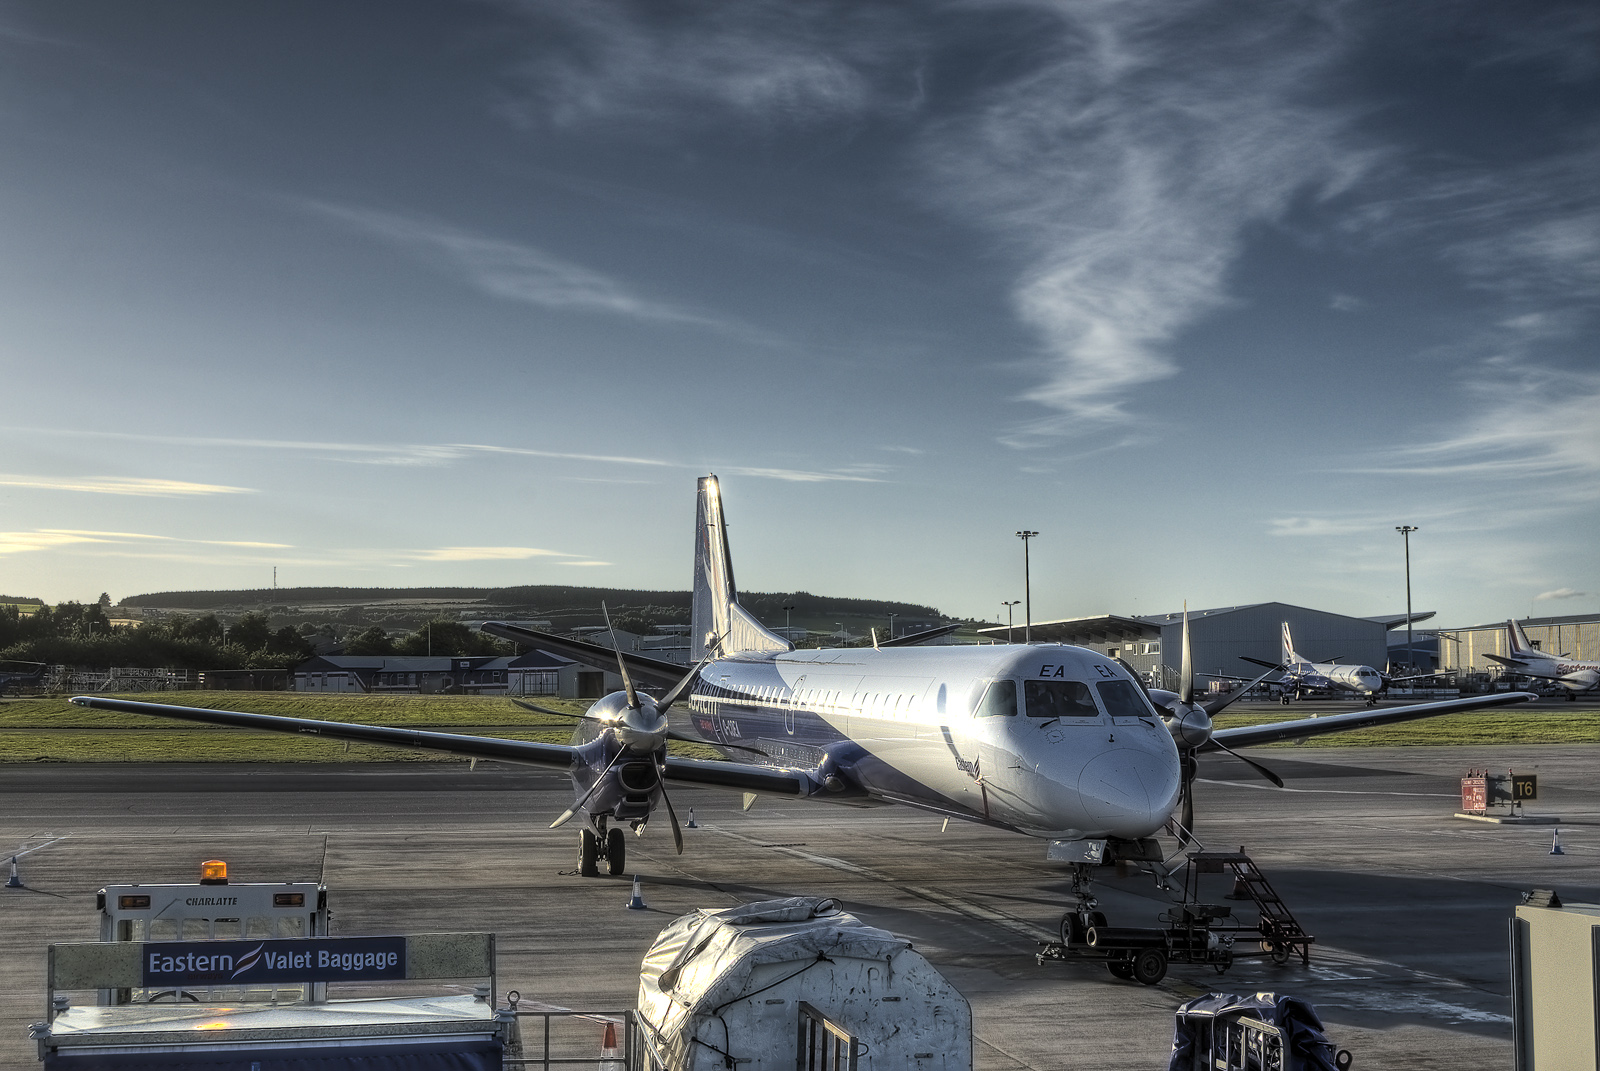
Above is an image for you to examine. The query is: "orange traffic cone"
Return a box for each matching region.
[598,1020,625,1071]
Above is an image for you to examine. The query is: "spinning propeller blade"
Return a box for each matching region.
[656,765,684,855]
[1200,662,1285,717]
[1179,604,1194,706]
[602,603,639,710]
[511,699,607,724]
[1211,740,1285,787]
[550,748,629,830]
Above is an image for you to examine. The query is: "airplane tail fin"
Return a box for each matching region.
[1507,618,1539,657]
[1281,622,1303,665]
[691,476,793,661]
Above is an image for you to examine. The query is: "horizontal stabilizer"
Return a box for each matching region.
[882,623,961,647]
[480,621,686,690]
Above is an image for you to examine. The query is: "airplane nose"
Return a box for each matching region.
[1077,748,1181,837]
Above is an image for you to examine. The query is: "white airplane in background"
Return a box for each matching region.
[1485,619,1600,699]
[72,478,1535,895]
[1223,622,1441,707]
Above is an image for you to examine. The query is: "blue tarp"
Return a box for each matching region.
[1168,992,1340,1071]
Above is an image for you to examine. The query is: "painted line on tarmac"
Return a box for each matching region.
[1197,778,1457,798]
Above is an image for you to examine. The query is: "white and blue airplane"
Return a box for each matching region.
[1223,623,1443,707]
[72,477,1536,880]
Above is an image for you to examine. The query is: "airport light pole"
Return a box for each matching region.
[783,604,795,641]
[1015,531,1039,643]
[1002,600,1020,644]
[1395,526,1418,672]
[887,613,897,640]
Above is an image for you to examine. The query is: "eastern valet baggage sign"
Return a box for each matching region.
[141,936,406,986]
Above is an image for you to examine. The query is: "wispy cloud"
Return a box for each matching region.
[0,475,252,497]
[921,2,1364,443]
[1536,587,1586,601]
[492,1,919,127]
[0,529,289,557]
[722,466,883,483]
[1268,517,1377,538]
[406,546,570,562]
[304,201,760,339]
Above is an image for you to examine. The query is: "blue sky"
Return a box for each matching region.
[1,0,1595,628]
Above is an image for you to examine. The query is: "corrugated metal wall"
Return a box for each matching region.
[1159,603,1390,680]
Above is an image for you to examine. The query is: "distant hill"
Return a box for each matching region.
[121,585,944,623]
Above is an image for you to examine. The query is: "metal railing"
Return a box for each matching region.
[502,1001,640,1071]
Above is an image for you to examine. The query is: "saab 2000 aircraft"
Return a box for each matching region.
[1214,622,1442,707]
[1485,618,1600,699]
[72,477,1535,878]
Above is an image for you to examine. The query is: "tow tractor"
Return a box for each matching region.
[1036,847,1314,985]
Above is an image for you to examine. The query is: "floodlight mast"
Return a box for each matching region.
[1002,600,1020,644]
[1016,531,1039,643]
[1396,526,1419,671]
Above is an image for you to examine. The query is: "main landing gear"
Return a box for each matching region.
[578,820,629,877]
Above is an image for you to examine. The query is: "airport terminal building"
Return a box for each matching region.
[979,602,1430,688]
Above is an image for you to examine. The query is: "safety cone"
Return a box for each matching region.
[1551,829,1565,856]
[1224,874,1251,901]
[625,875,648,910]
[686,809,698,829]
[598,1020,625,1071]
[5,856,21,889]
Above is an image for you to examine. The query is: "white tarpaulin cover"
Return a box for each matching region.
[638,896,970,1071]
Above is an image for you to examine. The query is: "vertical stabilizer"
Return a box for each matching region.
[1281,622,1303,665]
[1507,619,1540,658]
[691,476,793,661]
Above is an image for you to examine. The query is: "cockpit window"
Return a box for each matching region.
[1096,679,1153,718]
[973,679,1017,717]
[1024,680,1098,718]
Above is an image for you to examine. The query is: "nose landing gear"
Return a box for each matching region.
[578,820,630,877]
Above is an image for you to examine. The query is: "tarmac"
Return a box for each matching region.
[2,733,1597,1070]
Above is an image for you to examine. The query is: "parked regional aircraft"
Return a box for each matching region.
[1220,623,1439,707]
[71,477,1535,880]
[1485,619,1599,699]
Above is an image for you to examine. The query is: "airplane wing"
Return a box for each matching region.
[1199,671,1272,684]
[70,696,577,768]
[881,624,961,647]
[1204,691,1537,751]
[1387,671,1451,683]
[480,621,688,690]
[69,695,821,800]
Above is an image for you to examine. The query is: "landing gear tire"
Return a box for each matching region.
[1060,914,1084,946]
[606,828,626,876]
[1270,941,1292,966]
[1131,947,1168,986]
[578,829,600,877]
[1107,960,1134,980]
[1281,694,1291,706]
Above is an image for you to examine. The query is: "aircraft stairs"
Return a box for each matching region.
[1190,848,1314,967]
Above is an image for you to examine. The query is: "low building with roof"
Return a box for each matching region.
[978,602,1434,687]
[1437,612,1600,677]
[292,649,620,698]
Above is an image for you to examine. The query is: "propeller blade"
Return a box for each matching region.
[550,747,628,830]
[602,602,639,710]
[1179,603,1194,706]
[655,654,713,716]
[1210,740,1285,788]
[665,730,768,757]
[1200,663,1285,717]
[511,699,606,723]
[656,766,684,855]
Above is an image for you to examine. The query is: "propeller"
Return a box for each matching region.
[1140,605,1288,842]
[550,747,630,830]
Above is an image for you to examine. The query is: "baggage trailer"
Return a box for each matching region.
[32,932,511,1070]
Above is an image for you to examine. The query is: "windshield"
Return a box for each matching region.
[973,679,1017,717]
[1096,679,1153,718]
[1024,679,1099,718]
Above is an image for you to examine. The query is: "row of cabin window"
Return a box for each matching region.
[974,678,1151,719]
[709,685,920,719]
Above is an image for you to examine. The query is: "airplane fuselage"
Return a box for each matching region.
[1281,660,1384,696]
[676,642,1182,842]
